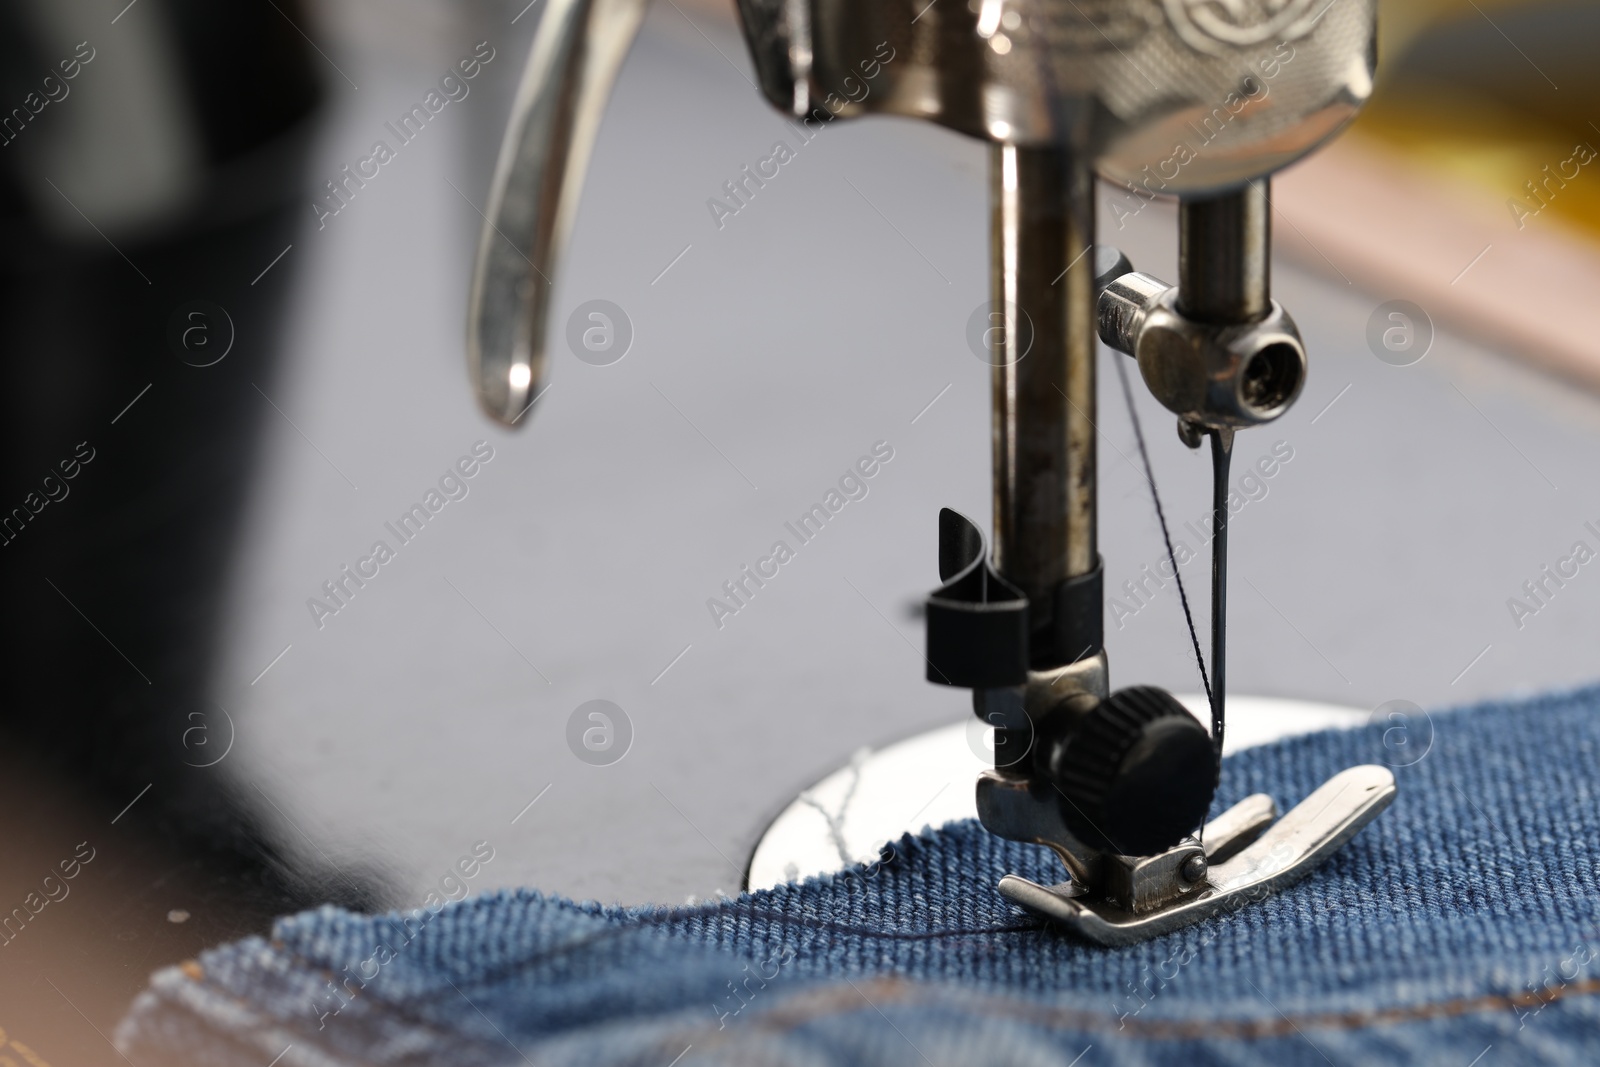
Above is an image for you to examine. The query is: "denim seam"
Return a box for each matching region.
[659,973,1600,1046]
[252,939,1600,1047]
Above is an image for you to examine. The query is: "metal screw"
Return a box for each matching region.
[1180,852,1208,883]
[1177,417,1205,450]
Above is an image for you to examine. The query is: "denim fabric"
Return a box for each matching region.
[117,686,1600,1066]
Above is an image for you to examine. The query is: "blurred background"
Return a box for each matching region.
[1,0,1598,1062]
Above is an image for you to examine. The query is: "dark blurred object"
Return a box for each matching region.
[0,0,373,912]
[0,0,321,243]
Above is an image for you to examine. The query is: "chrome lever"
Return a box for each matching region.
[466,0,649,426]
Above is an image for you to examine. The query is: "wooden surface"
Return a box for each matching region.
[1277,133,1600,391]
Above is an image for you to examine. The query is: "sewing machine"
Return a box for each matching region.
[466,0,1395,943]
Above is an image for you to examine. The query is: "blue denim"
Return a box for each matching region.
[118,686,1600,1066]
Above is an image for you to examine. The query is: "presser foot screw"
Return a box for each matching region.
[1180,852,1208,883]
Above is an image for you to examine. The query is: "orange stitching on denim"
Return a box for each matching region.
[667,973,1600,1047]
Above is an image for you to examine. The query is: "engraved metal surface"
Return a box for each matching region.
[1164,0,1330,51]
[734,0,1377,189]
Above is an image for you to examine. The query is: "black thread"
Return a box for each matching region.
[1111,355,1212,707]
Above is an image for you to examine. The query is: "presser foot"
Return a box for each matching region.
[998,765,1396,946]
